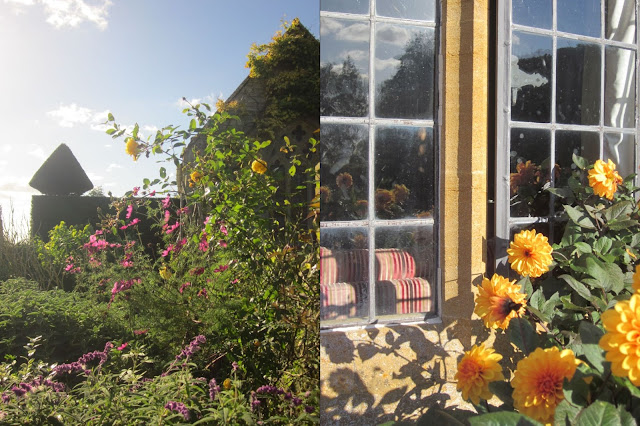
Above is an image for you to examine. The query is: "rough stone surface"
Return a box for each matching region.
[29,143,93,195]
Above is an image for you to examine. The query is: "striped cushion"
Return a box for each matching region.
[375,249,416,280]
[375,278,432,315]
[320,281,367,320]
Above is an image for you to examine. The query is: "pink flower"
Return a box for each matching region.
[231,279,239,284]
[197,288,208,298]
[166,222,180,234]
[164,210,171,223]
[117,342,128,351]
[199,238,209,252]
[120,252,134,268]
[126,205,133,219]
[219,240,227,248]
[133,329,148,335]
[176,238,187,251]
[220,225,228,236]
[132,187,140,196]
[204,216,211,225]
[162,195,171,209]
[162,244,175,257]
[179,282,191,294]
[213,264,229,273]
[178,206,190,215]
[149,190,156,196]
[190,267,205,276]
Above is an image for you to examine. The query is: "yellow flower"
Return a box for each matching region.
[455,343,504,405]
[599,294,640,385]
[588,159,623,200]
[512,347,580,424]
[633,265,640,293]
[223,378,232,390]
[251,159,267,174]
[474,274,527,330]
[159,265,172,280]
[190,171,203,185]
[125,137,140,161]
[507,229,553,278]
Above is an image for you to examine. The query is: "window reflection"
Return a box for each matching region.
[557,0,601,37]
[321,0,369,14]
[555,131,600,185]
[605,46,636,128]
[510,128,552,217]
[605,133,635,178]
[320,124,369,222]
[511,32,552,123]
[375,25,435,119]
[375,126,434,219]
[606,0,637,43]
[320,17,369,117]
[376,0,435,21]
[512,0,552,29]
[556,39,601,125]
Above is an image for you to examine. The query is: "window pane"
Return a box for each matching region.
[605,46,636,128]
[375,24,435,119]
[605,133,636,178]
[320,124,369,222]
[374,226,435,318]
[321,17,370,117]
[376,0,435,21]
[511,31,552,123]
[321,0,369,14]
[510,128,551,217]
[606,0,637,43]
[512,0,552,29]
[375,126,435,219]
[555,131,600,187]
[556,38,601,125]
[557,0,601,37]
[320,228,369,323]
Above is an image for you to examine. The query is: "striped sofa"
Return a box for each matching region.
[320,247,433,321]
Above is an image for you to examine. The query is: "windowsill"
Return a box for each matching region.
[320,314,442,333]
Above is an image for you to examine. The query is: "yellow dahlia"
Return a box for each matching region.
[588,159,623,200]
[125,137,140,161]
[159,265,172,280]
[190,171,203,185]
[455,343,504,405]
[599,294,640,385]
[251,159,267,174]
[507,229,553,278]
[633,264,640,293]
[512,347,580,424]
[474,274,527,330]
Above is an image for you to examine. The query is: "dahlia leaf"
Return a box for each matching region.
[575,401,626,426]
[507,318,538,356]
[564,205,596,229]
[572,153,588,171]
[578,321,606,373]
[554,399,580,426]
[560,275,594,303]
[593,237,612,256]
[469,412,541,426]
[488,381,514,407]
[602,200,633,222]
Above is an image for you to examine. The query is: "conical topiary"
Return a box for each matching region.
[29,143,94,195]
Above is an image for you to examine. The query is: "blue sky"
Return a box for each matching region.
[0,0,318,235]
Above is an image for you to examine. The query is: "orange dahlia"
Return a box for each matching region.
[507,229,553,278]
[588,159,623,200]
[455,343,504,405]
[510,160,540,195]
[512,347,580,424]
[599,294,640,385]
[474,274,527,330]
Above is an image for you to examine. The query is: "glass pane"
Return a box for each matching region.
[321,17,370,117]
[374,226,435,318]
[375,24,435,119]
[555,130,600,187]
[376,0,435,21]
[556,38,601,125]
[511,31,552,123]
[321,0,369,14]
[320,228,369,323]
[605,46,636,128]
[375,126,435,219]
[605,133,635,178]
[320,124,369,221]
[510,128,551,217]
[512,0,552,29]
[557,0,601,38]
[606,0,637,43]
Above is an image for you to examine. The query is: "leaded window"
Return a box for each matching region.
[320,0,439,327]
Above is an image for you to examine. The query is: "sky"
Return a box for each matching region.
[0,0,318,236]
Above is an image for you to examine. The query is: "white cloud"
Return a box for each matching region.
[320,17,343,36]
[1,145,13,153]
[339,49,367,62]
[27,146,45,159]
[87,172,103,182]
[376,25,410,46]
[375,57,401,71]
[336,22,369,43]
[106,163,122,172]
[5,0,112,29]
[47,103,113,131]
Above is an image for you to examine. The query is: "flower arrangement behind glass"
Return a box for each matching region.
[509,157,558,218]
[433,154,640,424]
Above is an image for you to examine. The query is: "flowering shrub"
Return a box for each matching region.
[442,155,640,424]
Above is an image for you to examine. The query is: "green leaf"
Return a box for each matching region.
[106,128,116,135]
[488,381,514,407]
[107,112,114,121]
[593,237,612,256]
[507,318,538,356]
[573,153,588,170]
[612,375,640,399]
[548,187,574,199]
[415,407,468,426]
[529,288,545,311]
[608,220,638,231]
[132,123,139,139]
[578,321,606,373]
[159,167,166,178]
[289,165,296,177]
[564,205,596,229]
[554,399,581,426]
[560,275,594,303]
[574,242,592,254]
[469,412,541,426]
[603,200,633,222]
[575,401,627,426]
[190,118,197,130]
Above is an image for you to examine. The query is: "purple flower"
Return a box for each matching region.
[208,378,220,400]
[11,386,26,397]
[305,405,315,413]
[164,401,190,420]
[232,361,239,372]
[53,362,84,376]
[2,393,10,403]
[175,335,206,361]
[292,397,302,407]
